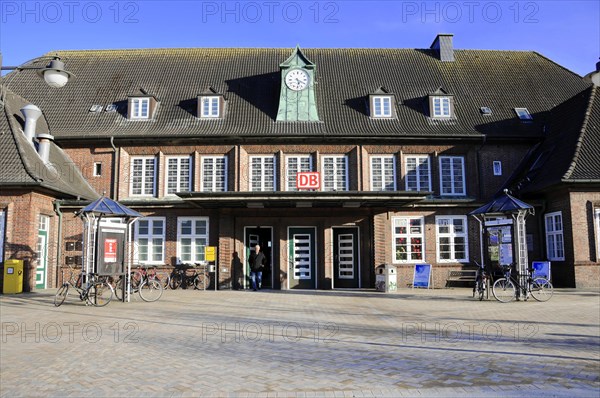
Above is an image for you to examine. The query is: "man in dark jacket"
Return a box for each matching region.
[249,244,266,291]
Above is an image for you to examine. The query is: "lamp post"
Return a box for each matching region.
[0,53,74,109]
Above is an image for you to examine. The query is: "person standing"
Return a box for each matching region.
[248,244,266,291]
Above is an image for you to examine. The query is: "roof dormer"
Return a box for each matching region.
[198,87,226,119]
[368,87,396,119]
[428,87,454,118]
[127,92,159,120]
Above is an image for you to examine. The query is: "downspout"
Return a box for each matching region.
[110,136,119,198]
[476,135,487,200]
[53,200,63,287]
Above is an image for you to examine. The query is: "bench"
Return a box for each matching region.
[446,269,478,286]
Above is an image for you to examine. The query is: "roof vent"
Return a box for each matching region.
[89,105,103,113]
[36,133,54,164]
[105,104,118,112]
[430,34,454,62]
[20,104,42,143]
[480,107,492,115]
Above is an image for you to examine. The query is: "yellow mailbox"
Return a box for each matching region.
[3,259,24,294]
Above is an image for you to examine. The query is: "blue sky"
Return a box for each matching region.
[1,0,598,76]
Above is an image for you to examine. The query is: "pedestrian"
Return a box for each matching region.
[249,244,266,291]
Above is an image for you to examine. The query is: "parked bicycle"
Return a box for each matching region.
[492,264,553,303]
[472,261,490,301]
[54,272,114,307]
[168,263,209,290]
[114,265,163,302]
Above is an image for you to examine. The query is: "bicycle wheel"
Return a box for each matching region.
[169,273,183,289]
[88,281,113,307]
[477,282,485,301]
[54,284,69,307]
[194,273,208,290]
[156,272,170,289]
[493,278,516,303]
[130,271,143,290]
[139,279,163,302]
[530,278,553,302]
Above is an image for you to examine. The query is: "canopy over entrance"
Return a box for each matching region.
[469,190,534,216]
[79,196,143,218]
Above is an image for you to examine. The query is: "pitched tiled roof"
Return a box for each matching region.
[0,89,99,199]
[517,86,600,193]
[3,48,590,140]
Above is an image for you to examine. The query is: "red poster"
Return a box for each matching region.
[104,238,117,263]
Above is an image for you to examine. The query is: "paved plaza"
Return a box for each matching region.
[1,287,599,397]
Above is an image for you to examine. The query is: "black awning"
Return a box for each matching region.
[177,191,430,209]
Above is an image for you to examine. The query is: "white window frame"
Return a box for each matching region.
[201,156,228,192]
[595,208,600,260]
[130,156,156,197]
[493,161,502,176]
[370,155,396,191]
[545,211,565,261]
[285,155,312,191]
[177,217,209,264]
[201,96,220,118]
[405,155,431,192]
[134,217,165,265]
[131,97,150,119]
[93,162,102,177]
[392,217,425,264]
[436,216,469,263]
[250,156,276,192]
[439,156,466,196]
[432,96,451,118]
[165,156,192,196]
[373,96,392,118]
[321,155,348,192]
[0,210,5,263]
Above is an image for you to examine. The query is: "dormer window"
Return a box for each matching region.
[369,87,396,118]
[127,95,158,120]
[201,96,220,118]
[514,107,533,120]
[432,96,451,117]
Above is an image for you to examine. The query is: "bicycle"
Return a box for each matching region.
[492,264,553,303]
[115,265,163,302]
[472,261,490,301]
[168,263,209,290]
[54,272,114,307]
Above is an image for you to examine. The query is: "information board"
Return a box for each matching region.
[532,261,551,281]
[205,246,216,262]
[413,264,432,288]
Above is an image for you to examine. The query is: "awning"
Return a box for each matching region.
[469,190,534,216]
[177,191,430,209]
[78,195,143,218]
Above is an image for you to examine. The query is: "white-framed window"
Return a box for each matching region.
[439,156,465,196]
[177,217,209,264]
[545,211,564,261]
[405,155,431,192]
[432,97,451,117]
[322,155,348,191]
[134,218,165,264]
[373,96,392,118]
[436,216,469,262]
[131,98,150,119]
[165,156,191,195]
[286,155,312,191]
[595,208,600,259]
[0,210,5,263]
[130,157,156,196]
[250,156,276,191]
[370,156,396,191]
[201,96,220,118]
[93,162,102,177]
[493,161,502,176]
[392,217,425,263]
[202,156,227,192]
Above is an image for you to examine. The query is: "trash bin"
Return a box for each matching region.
[3,259,24,294]
[375,264,397,292]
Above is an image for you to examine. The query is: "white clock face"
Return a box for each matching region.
[285,69,309,91]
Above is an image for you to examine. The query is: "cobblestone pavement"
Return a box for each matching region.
[1,287,599,397]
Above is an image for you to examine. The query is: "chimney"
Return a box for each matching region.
[36,133,54,164]
[430,34,454,62]
[20,104,42,143]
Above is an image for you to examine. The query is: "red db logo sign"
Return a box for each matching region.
[296,172,320,190]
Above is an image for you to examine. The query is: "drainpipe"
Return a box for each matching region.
[110,136,119,198]
[53,201,63,287]
[476,135,487,200]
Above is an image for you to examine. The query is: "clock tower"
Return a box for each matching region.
[276,46,320,122]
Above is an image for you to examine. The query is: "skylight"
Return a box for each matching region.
[514,108,533,120]
[89,105,103,113]
[480,107,492,115]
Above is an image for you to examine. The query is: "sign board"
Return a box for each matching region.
[104,238,118,263]
[205,246,216,262]
[296,172,320,190]
[413,264,432,288]
[484,219,514,227]
[532,261,551,281]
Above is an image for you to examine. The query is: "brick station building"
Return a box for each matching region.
[1,34,599,291]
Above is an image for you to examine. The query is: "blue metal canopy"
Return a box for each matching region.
[80,196,142,218]
[469,190,534,216]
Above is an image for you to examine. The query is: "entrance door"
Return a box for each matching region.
[333,227,359,288]
[288,227,316,289]
[36,215,50,289]
[244,228,273,289]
